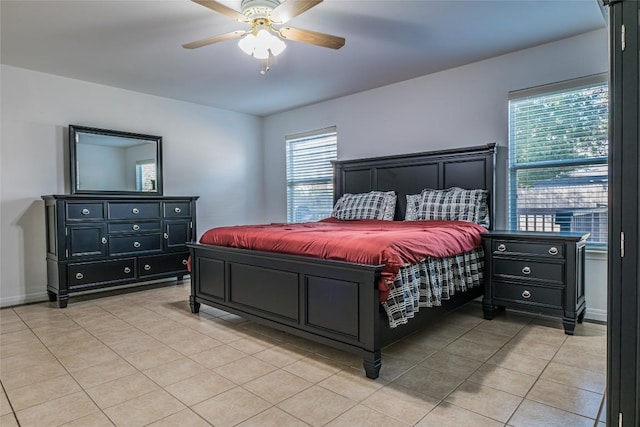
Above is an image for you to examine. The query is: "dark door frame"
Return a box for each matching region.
[606,0,639,425]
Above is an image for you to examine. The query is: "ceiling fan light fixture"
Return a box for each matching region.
[238,29,286,59]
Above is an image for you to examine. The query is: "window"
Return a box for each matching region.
[508,74,608,247]
[286,127,337,223]
[136,160,156,191]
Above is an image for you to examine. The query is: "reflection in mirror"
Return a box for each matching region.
[69,125,163,195]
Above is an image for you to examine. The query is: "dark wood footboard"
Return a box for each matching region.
[189,242,386,378]
[189,242,484,378]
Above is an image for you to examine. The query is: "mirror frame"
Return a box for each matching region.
[69,125,163,196]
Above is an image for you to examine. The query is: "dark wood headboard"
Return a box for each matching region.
[333,144,497,224]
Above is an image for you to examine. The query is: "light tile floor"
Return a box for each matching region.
[0,281,607,426]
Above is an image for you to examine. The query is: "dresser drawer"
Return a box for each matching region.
[68,258,135,288]
[66,203,104,220]
[138,252,189,277]
[108,221,162,234]
[493,281,563,310]
[494,258,563,283]
[109,234,162,255]
[164,202,191,218]
[493,240,564,258]
[108,202,161,220]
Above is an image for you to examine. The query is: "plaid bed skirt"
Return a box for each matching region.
[381,247,484,328]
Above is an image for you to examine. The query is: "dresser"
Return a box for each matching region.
[482,230,589,335]
[42,195,198,308]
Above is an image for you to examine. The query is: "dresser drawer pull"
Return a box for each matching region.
[164,233,169,240]
[522,266,531,275]
[75,272,84,280]
[133,241,141,248]
[522,290,531,299]
[144,264,151,271]
[548,247,559,255]
[497,244,506,252]
[182,259,188,265]
[132,208,140,214]
[132,224,140,231]
[101,237,107,244]
[124,267,131,274]
[81,208,90,215]
[174,207,182,213]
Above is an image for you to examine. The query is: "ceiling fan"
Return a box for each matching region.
[183,0,346,59]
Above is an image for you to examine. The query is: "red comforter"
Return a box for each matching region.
[198,218,486,301]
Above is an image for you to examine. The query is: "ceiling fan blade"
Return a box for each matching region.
[270,0,323,24]
[182,30,247,49]
[192,0,247,22]
[279,26,345,50]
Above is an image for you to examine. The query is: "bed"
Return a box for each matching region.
[188,143,496,379]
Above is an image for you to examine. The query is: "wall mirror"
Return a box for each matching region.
[69,125,163,195]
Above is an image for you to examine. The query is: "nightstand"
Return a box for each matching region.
[482,230,589,335]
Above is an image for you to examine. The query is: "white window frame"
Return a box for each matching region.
[286,127,337,223]
[508,74,609,248]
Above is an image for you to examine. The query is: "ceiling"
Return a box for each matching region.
[1,0,605,117]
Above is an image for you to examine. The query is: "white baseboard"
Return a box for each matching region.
[585,307,607,323]
[0,292,48,308]
[0,277,190,309]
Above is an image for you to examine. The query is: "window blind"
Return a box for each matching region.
[286,127,337,223]
[508,74,608,247]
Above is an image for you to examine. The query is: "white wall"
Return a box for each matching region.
[0,65,263,307]
[262,29,609,321]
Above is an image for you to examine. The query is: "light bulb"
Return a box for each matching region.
[238,33,256,56]
[238,29,286,58]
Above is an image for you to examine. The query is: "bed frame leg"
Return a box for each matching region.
[483,303,496,320]
[363,350,381,379]
[189,296,200,314]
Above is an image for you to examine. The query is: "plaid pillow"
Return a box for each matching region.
[332,191,396,220]
[404,193,422,221]
[449,187,490,228]
[415,188,489,226]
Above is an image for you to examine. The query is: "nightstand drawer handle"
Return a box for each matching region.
[75,272,84,280]
[124,267,131,274]
[497,244,506,252]
[144,264,151,271]
[549,247,559,255]
[522,266,531,275]
[522,290,531,299]
[174,207,181,213]
[182,259,188,265]
[132,224,140,231]
[133,241,141,248]
[132,208,140,214]
[81,208,90,215]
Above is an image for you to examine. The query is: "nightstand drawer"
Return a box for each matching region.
[494,259,563,283]
[494,281,563,310]
[493,240,564,258]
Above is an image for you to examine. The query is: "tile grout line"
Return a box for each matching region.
[1,376,21,427]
